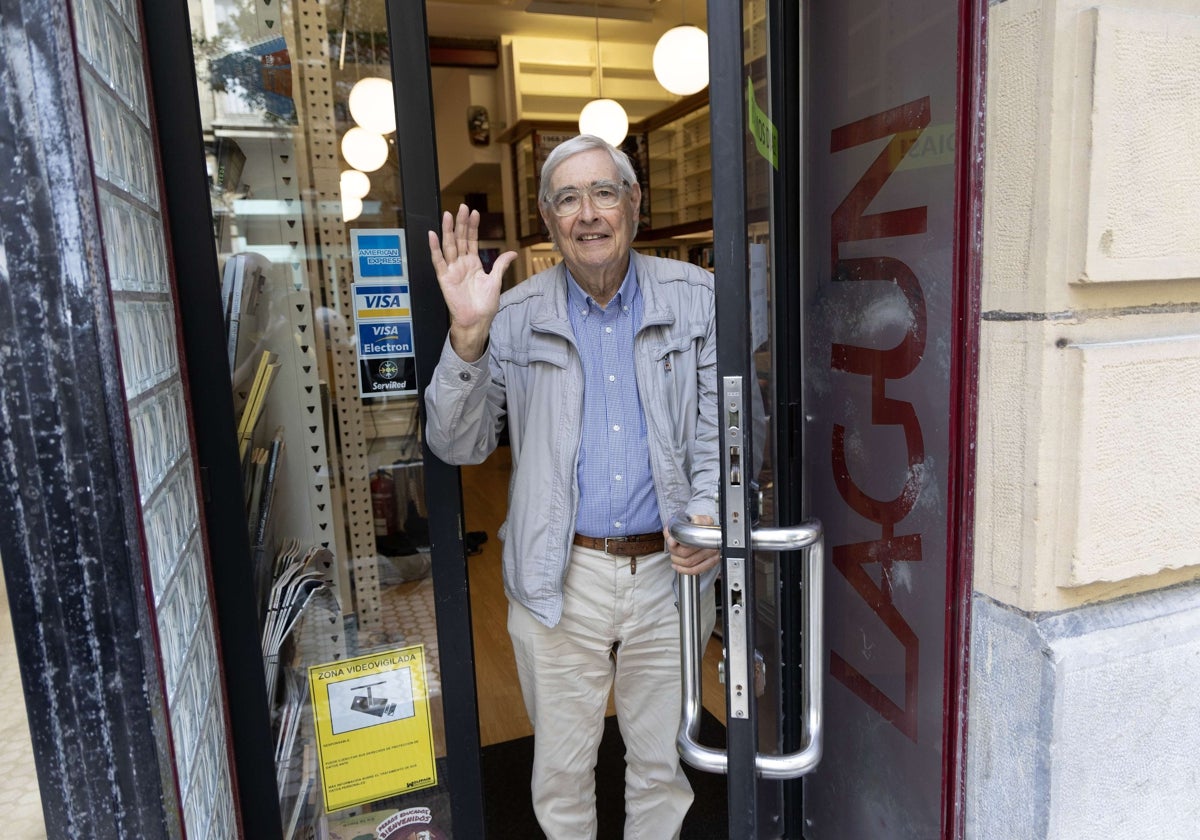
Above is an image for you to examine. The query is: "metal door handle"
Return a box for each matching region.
[671,516,824,779]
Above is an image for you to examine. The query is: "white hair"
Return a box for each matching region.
[538,135,639,204]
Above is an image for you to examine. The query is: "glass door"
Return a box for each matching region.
[801,1,969,837]
[682,0,975,836]
[672,2,822,838]
[171,0,483,836]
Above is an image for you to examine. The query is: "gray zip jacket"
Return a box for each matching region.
[424,252,719,627]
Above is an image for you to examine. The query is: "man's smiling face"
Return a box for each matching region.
[540,148,641,290]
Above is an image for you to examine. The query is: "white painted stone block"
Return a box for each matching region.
[1059,334,1200,585]
[1077,6,1200,284]
[981,0,1043,303]
[974,318,1200,612]
[982,0,1200,316]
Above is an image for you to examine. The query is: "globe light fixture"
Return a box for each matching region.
[341,192,363,223]
[341,127,388,173]
[340,169,370,200]
[578,98,629,147]
[578,10,628,146]
[652,24,709,95]
[348,76,396,135]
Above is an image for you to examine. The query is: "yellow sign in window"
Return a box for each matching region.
[309,645,438,812]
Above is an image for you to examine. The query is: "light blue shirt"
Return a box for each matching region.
[566,264,662,538]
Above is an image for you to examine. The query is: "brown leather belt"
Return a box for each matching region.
[572,531,665,557]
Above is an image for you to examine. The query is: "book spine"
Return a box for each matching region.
[226,255,246,373]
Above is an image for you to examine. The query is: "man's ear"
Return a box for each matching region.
[538,205,557,247]
[628,183,643,235]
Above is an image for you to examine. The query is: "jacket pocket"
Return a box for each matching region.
[652,327,704,395]
[495,332,570,369]
[652,326,705,364]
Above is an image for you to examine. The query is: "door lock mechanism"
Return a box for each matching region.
[717,648,767,697]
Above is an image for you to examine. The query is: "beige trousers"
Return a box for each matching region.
[508,544,715,840]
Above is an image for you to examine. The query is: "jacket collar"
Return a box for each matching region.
[632,251,677,329]
[529,252,678,335]
[527,263,574,340]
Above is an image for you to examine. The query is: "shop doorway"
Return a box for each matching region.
[407,0,810,834]
[409,1,980,837]
[399,2,736,833]
[149,0,976,836]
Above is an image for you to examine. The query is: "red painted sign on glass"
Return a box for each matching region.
[828,97,931,743]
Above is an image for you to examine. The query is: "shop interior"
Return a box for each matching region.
[419,0,726,747]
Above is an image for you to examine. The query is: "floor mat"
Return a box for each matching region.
[480,709,729,839]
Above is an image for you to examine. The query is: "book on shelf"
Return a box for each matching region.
[250,427,285,613]
[244,446,266,524]
[252,428,285,548]
[223,253,247,374]
[222,252,267,377]
[281,736,315,840]
[237,350,279,463]
[275,670,313,840]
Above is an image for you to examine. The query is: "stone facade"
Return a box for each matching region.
[968,1,1200,836]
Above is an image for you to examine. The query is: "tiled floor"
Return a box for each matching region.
[0,573,47,838]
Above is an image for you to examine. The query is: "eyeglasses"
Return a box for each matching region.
[546,180,629,216]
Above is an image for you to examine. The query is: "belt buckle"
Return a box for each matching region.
[604,536,615,555]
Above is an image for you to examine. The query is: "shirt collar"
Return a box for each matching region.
[565,261,639,316]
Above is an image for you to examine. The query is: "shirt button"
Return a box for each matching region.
[608,375,616,382]
[458,371,471,381]
[612,424,620,431]
[614,474,623,481]
[605,327,613,334]
[614,521,623,529]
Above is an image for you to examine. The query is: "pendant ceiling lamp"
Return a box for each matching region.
[340,169,371,200]
[341,126,388,173]
[349,76,396,135]
[337,2,393,184]
[341,193,363,223]
[579,99,628,147]
[653,10,709,96]
[578,6,628,146]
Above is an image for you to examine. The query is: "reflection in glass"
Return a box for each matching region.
[190,1,448,835]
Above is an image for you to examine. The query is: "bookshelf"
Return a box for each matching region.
[226,255,340,591]
[221,250,345,830]
[647,105,712,230]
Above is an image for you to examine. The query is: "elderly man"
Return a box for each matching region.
[424,134,719,839]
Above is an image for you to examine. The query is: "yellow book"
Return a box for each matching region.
[238,351,279,460]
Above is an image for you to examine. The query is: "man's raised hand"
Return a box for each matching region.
[427,204,517,362]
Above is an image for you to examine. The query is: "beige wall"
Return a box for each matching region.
[432,65,503,190]
[976,0,1200,612]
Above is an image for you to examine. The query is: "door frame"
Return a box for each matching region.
[705,0,768,835]
[945,1,987,836]
[387,2,487,835]
[142,0,288,835]
[704,0,817,835]
[142,0,983,834]
[766,1,809,834]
